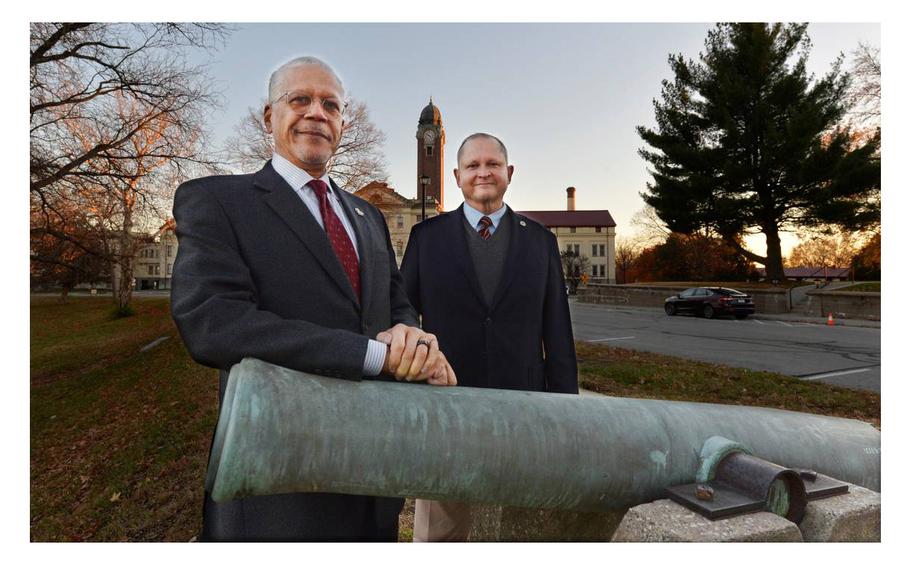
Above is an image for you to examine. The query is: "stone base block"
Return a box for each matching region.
[610,499,803,542]
[469,504,626,542]
[798,483,881,542]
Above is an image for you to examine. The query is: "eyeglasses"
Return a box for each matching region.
[271,91,346,117]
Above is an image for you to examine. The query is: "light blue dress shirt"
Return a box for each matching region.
[462,201,508,235]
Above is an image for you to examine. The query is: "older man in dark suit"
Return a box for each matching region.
[170,56,456,542]
[400,133,578,541]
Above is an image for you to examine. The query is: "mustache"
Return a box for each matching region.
[294,128,331,140]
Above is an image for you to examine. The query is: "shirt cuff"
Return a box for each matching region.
[363,339,388,376]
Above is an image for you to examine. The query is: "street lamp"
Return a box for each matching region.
[419,175,431,221]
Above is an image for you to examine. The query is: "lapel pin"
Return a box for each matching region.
[354,207,365,217]
[519,220,527,227]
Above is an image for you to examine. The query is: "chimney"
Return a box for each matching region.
[566,187,576,211]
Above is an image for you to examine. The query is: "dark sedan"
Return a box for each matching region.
[664,287,756,319]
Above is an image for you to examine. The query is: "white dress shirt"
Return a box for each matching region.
[271,154,386,376]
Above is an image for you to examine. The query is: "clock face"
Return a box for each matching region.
[423,130,436,143]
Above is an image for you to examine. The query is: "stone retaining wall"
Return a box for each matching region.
[577,284,791,314]
[805,290,880,321]
[577,284,881,319]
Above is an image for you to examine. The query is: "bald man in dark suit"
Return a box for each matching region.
[401,133,578,541]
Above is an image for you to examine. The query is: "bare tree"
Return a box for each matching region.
[629,205,671,248]
[560,250,590,295]
[100,95,207,310]
[30,23,226,196]
[222,106,275,174]
[223,98,389,192]
[786,228,861,268]
[846,42,880,129]
[328,100,390,191]
[30,23,228,310]
[614,237,641,284]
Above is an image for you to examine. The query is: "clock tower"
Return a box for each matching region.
[416,97,445,212]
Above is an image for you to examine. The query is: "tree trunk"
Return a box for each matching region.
[763,227,786,282]
[114,193,134,311]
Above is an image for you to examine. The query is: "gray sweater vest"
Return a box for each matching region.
[462,213,511,307]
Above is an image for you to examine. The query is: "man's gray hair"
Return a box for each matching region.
[456,133,509,166]
[268,56,345,102]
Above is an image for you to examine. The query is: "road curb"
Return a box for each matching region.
[750,313,880,329]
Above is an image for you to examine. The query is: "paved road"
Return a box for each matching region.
[570,302,881,393]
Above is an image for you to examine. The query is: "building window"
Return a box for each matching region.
[167,245,173,257]
[569,227,576,233]
[425,146,433,157]
[396,240,404,256]
[397,215,404,229]
[599,244,605,257]
[147,265,153,275]
[596,227,602,233]
[573,244,580,255]
[592,244,598,257]
[167,264,172,275]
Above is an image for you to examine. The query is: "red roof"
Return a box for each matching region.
[516,210,616,228]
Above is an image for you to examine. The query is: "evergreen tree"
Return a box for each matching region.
[637,23,879,281]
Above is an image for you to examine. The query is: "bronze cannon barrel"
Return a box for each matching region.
[206,358,880,510]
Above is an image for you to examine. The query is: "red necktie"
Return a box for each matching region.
[307,179,360,301]
[478,216,493,240]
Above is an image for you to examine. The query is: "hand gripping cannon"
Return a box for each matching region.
[206,358,880,517]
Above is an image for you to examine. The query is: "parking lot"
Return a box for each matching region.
[570,301,881,393]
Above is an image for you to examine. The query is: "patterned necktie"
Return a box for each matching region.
[477,216,493,240]
[307,179,360,301]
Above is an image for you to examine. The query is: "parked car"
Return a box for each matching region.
[664,287,755,319]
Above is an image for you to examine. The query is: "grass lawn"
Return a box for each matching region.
[576,343,879,426]
[31,296,218,541]
[837,282,881,293]
[30,296,880,542]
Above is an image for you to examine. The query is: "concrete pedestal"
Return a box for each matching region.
[469,505,626,542]
[798,483,881,542]
[610,499,803,542]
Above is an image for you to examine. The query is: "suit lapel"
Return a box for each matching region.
[450,205,489,309]
[489,207,525,310]
[253,162,360,309]
[333,179,374,315]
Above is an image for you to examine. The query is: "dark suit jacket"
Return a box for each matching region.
[170,161,417,541]
[400,205,578,394]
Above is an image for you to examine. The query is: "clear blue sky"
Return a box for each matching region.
[196,23,879,256]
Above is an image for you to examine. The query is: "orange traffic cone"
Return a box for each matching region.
[827,313,835,326]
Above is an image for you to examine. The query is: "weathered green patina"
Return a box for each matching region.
[207,358,881,510]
